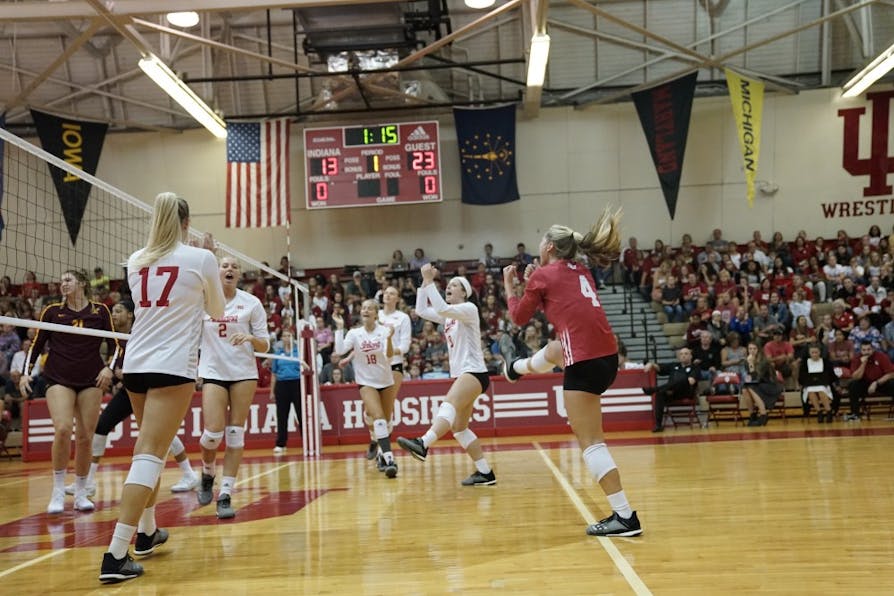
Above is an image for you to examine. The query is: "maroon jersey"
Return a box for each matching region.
[508,259,617,366]
[27,301,118,387]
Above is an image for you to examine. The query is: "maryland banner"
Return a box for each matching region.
[30,110,108,245]
[632,72,698,220]
[453,104,520,205]
[725,69,764,207]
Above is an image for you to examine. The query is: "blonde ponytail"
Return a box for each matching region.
[131,193,189,269]
[544,206,622,267]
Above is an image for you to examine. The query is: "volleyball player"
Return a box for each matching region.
[332,300,398,478]
[501,207,642,537]
[397,264,496,486]
[360,285,412,460]
[99,193,225,583]
[20,269,117,514]
[195,256,269,519]
[65,299,199,497]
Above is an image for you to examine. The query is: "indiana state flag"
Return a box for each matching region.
[454,104,520,205]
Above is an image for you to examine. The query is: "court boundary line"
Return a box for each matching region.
[0,548,68,578]
[534,442,651,596]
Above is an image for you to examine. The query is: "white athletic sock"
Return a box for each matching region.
[513,347,555,374]
[86,462,99,486]
[421,429,438,448]
[606,490,633,519]
[474,458,491,474]
[108,522,137,559]
[219,475,236,497]
[75,475,88,491]
[177,458,194,475]
[138,505,157,535]
[53,469,66,491]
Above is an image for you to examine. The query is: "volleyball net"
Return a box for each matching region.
[0,127,322,456]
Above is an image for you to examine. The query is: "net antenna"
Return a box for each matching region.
[0,127,321,456]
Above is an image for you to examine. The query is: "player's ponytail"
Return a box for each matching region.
[545,206,621,268]
[132,192,190,269]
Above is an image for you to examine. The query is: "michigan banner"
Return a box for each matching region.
[632,72,698,220]
[725,69,764,207]
[453,104,520,206]
[31,109,108,245]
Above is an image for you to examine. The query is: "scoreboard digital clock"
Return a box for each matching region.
[304,121,442,209]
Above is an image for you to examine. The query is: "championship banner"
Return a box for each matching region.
[632,72,698,220]
[453,104,520,205]
[724,68,764,207]
[30,109,108,245]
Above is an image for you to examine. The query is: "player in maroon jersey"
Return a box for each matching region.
[502,207,642,537]
[21,269,117,515]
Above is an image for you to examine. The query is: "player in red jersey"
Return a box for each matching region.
[21,269,117,515]
[502,207,642,538]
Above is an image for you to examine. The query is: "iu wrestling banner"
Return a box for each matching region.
[632,72,698,220]
[725,69,764,207]
[454,104,520,205]
[30,109,108,245]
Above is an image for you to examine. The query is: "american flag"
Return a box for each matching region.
[226,118,291,228]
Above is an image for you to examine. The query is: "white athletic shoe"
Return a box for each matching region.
[170,471,200,493]
[273,446,285,456]
[74,490,95,512]
[64,482,96,497]
[47,488,65,514]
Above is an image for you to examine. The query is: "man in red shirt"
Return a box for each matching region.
[845,340,894,421]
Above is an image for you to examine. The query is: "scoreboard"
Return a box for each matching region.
[304,121,442,209]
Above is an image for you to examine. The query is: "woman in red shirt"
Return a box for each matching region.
[502,207,641,538]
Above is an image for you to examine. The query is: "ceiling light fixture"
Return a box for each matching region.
[464,0,496,9]
[138,54,226,138]
[841,41,894,98]
[526,33,551,88]
[165,11,200,29]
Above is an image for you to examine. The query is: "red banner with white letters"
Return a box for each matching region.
[21,370,654,462]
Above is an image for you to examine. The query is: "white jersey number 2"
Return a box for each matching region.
[579,275,600,307]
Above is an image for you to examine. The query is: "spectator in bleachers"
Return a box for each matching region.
[713,268,737,305]
[684,311,706,348]
[704,310,729,346]
[789,288,814,329]
[345,271,366,299]
[697,243,721,268]
[770,231,793,269]
[868,224,883,247]
[816,313,836,347]
[0,320,21,367]
[803,255,828,302]
[680,272,706,315]
[834,276,858,303]
[742,341,783,426]
[319,352,354,384]
[866,251,884,279]
[313,317,334,363]
[14,301,35,341]
[0,276,12,299]
[479,242,502,273]
[641,347,701,433]
[390,250,408,272]
[823,254,851,293]
[844,340,894,421]
[883,311,894,361]
[827,328,855,367]
[409,248,428,270]
[739,259,764,288]
[752,230,769,252]
[660,275,684,323]
[90,267,110,293]
[791,236,812,272]
[707,228,729,252]
[798,343,836,422]
[728,303,754,345]
[848,314,884,353]
[764,328,796,385]
[831,300,855,334]
[850,284,878,320]
[720,331,747,382]
[21,270,40,300]
[753,302,782,344]
[278,256,297,278]
[767,291,792,331]
[790,315,815,363]
[621,237,642,288]
[691,331,721,383]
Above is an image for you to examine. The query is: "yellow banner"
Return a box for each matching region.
[725,69,764,207]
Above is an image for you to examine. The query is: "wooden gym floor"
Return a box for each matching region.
[1,418,893,595]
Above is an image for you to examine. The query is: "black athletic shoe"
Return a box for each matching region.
[99,552,144,583]
[216,495,236,519]
[461,470,496,486]
[383,460,398,479]
[503,359,522,383]
[586,511,643,537]
[641,386,657,395]
[365,440,378,461]
[197,473,214,506]
[397,436,428,462]
[133,528,169,556]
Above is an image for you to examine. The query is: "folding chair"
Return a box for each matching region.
[772,370,788,424]
[706,373,742,426]
[663,396,699,429]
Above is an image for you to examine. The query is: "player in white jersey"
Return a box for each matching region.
[359,285,412,460]
[100,193,225,584]
[397,264,496,486]
[195,256,270,519]
[333,299,398,478]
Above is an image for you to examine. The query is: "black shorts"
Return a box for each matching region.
[123,372,194,394]
[563,354,619,393]
[202,378,245,389]
[391,363,404,373]
[45,377,97,394]
[465,371,491,393]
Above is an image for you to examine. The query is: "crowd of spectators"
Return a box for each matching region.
[623,225,894,417]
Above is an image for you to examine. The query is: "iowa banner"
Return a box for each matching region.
[453,104,520,205]
[724,69,764,207]
[30,110,108,245]
[632,72,698,220]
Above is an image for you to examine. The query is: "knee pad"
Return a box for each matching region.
[225,425,245,449]
[200,429,224,451]
[124,453,164,489]
[582,442,617,481]
[452,428,477,450]
[435,401,457,426]
[91,433,108,458]
[169,435,185,458]
[372,419,389,440]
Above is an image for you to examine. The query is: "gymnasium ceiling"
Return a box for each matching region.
[1,0,893,135]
